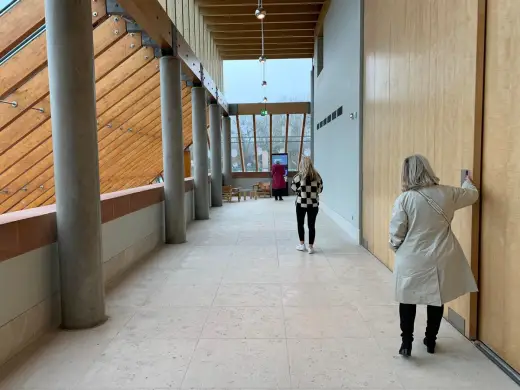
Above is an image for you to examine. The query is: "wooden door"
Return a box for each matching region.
[479,0,520,372]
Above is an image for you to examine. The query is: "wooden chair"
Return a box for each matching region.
[223,185,239,202]
[255,182,271,198]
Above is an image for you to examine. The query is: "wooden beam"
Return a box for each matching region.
[0,7,111,98]
[253,115,258,172]
[236,115,245,171]
[315,0,330,37]
[204,14,318,25]
[197,0,324,5]
[212,30,313,39]
[222,53,313,60]
[199,4,321,16]
[231,102,311,115]
[116,0,228,112]
[216,37,315,46]
[269,114,273,169]
[219,44,314,52]
[0,0,45,58]
[298,113,307,166]
[207,22,315,32]
[285,114,290,153]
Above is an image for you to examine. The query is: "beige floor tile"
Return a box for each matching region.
[146,283,220,307]
[284,306,372,339]
[288,338,402,389]
[214,284,282,307]
[202,306,285,339]
[119,307,209,339]
[182,339,290,388]
[80,337,197,388]
[282,283,358,307]
[376,337,519,390]
[0,198,515,390]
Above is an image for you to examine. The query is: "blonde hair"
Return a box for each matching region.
[299,157,320,182]
[401,154,439,192]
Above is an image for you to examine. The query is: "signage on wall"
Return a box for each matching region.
[260,109,268,116]
[317,106,343,130]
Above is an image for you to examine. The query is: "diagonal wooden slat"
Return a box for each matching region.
[0,6,109,98]
[0,16,129,131]
[0,35,145,174]
[0,0,45,58]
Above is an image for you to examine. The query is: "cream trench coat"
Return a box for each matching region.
[389,180,479,306]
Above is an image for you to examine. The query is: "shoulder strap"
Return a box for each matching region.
[415,190,451,227]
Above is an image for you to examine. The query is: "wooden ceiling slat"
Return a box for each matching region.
[95,47,155,100]
[94,33,143,82]
[207,22,315,32]
[0,78,163,199]
[204,14,318,25]
[0,0,45,58]
[0,36,149,171]
[211,30,313,39]
[97,59,159,114]
[222,53,312,59]
[199,4,321,16]
[196,0,323,5]
[17,89,193,208]
[0,9,112,98]
[0,17,130,131]
[9,170,54,212]
[219,45,314,53]
[216,37,314,45]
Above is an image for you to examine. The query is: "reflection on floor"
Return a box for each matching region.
[0,198,517,390]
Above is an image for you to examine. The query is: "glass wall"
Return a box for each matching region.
[230,113,310,173]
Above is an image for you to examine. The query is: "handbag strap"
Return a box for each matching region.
[415,190,451,227]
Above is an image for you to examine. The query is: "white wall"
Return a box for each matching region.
[313,0,363,242]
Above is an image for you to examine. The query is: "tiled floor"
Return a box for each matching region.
[0,198,518,389]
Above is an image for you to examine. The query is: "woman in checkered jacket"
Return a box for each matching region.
[291,157,324,254]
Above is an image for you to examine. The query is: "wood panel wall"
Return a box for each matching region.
[479,0,520,372]
[362,0,484,336]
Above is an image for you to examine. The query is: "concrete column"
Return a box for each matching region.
[192,87,210,220]
[45,0,105,329]
[209,104,222,207]
[222,116,232,185]
[160,56,186,243]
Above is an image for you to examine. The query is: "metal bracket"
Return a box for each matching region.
[105,0,125,14]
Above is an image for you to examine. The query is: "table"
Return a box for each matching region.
[237,188,257,201]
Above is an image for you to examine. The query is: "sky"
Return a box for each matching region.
[223,59,313,104]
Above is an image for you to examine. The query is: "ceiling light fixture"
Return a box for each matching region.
[255,6,266,19]
[263,97,268,103]
[262,80,267,87]
[259,55,266,63]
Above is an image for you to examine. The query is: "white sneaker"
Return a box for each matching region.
[296,244,306,252]
[308,247,315,254]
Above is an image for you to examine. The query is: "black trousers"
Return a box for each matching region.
[296,205,319,245]
[399,303,444,343]
[273,188,283,200]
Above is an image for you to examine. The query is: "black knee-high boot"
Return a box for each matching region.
[424,305,444,353]
[399,303,417,357]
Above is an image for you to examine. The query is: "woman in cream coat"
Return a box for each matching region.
[389,155,478,357]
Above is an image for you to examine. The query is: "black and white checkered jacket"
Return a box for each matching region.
[291,173,324,208]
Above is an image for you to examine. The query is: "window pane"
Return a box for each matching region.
[255,115,270,172]
[238,115,256,172]
[230,116,243,172]
[287,114,305,171]
[271,114,286,157]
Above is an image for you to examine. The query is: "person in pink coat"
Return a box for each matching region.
[271,160,286,201]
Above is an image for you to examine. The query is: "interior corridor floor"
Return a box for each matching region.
[0,198,518,390]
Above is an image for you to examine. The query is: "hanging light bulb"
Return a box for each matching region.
[261,80,267,87]
[255,6,266,19]
[263,97,268,103]
[259,55,267,63]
